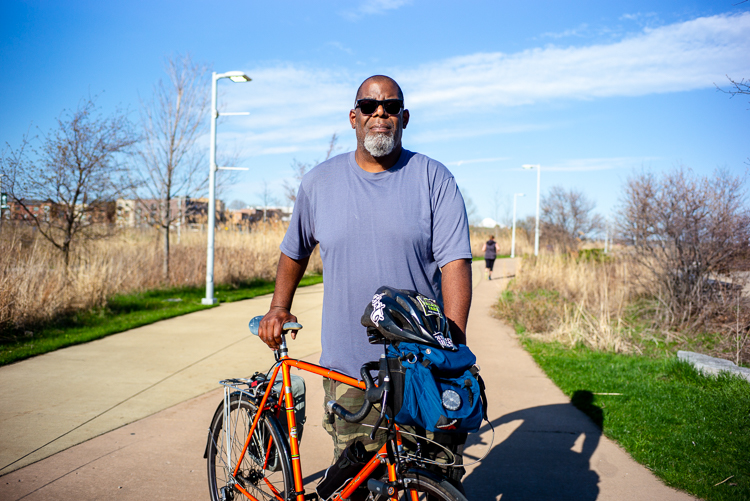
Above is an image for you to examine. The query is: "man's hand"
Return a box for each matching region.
[257,253,310,350]
[259,307,299,350]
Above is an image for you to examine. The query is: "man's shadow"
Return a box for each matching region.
[463,391,603,500]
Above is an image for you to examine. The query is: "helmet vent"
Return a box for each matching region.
[392,311,406,330]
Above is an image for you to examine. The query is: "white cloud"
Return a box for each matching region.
[327,41,354,55]
[221,13,750,158]
[541,157,657,172]
[446,157,510,167]
[359,0,411,15]
[399,12,750,110]
[540,23,590,39]
[409,123,554,145]
[342,0,411,20]
[619,12,660,24]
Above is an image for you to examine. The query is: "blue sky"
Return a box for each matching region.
[1,1,748,225]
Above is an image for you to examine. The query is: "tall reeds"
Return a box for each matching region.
[0,222,322,333]
[470,227,535,257]
[499,253,640,352]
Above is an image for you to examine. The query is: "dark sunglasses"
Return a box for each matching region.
[355,99,404,115]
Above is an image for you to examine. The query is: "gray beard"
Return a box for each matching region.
[363,132,395,157]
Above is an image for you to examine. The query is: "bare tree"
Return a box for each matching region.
[1,99,136,266]
[716,75,750,166]
[616,166,750,326]
[716,75,750,100]
[283,133,339,205]
[227,199,247,210]
[134,54,210,281]
[257,180,280,223]
[541,185,603,252]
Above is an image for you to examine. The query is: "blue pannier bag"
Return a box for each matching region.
[386,341,487,434]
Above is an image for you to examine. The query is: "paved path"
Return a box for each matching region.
[0,259,695,500]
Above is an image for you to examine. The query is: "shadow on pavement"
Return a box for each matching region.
[463,398,602,500]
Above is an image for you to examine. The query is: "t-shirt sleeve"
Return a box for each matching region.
[280,183,318,259]
[431,175,472,268]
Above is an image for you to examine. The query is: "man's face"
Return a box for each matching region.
[350,79,409,158]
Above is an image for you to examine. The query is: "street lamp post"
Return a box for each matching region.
[203,71,251,306]
[522,164,541,256]
[511,192,524,258]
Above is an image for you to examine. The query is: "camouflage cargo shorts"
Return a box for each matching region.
[321,378,466,485]
[322,378,388,461]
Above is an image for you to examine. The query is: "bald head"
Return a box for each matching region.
[355,75,404,105]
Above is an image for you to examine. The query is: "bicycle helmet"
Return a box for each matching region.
[360,286,457,351]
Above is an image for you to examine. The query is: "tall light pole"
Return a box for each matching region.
[511,193,524,258]
[522,164,541,256]
[203,71,251,305]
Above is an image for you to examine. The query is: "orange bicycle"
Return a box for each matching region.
[205,316,470,501]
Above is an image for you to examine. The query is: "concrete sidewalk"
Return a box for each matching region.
[0,259,694,500]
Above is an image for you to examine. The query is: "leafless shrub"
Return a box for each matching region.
[1,98,137,267]
[616,166,750,328]
[541,185,603,252]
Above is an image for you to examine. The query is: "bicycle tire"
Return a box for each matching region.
[370,470,468,501]
[206,393,293,501]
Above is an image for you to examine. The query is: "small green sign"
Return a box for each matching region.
[418,296,442,317]
[0,193,7,210]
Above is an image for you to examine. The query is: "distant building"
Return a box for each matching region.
[116,197,221,228]
[4,199,57,222]
[4,199,115,225]
[226,206,293,228]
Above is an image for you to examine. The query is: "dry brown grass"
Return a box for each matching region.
[469,227,535,257]
[499,253,642,352]
[0,222,319,333]
[499,252,750,364]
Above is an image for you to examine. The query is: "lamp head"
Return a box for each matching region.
[522,164,539,170]
[220,71,251,83]
[229,75,251,83]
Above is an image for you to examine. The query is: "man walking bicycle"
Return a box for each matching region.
[259,75,472,493]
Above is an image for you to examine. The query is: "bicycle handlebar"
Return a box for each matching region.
[249,315,384,426]
[326,361,383,423]
[248,315,302,336]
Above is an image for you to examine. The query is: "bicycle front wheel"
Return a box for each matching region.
[207,394,293,501]
[371,471,468,501]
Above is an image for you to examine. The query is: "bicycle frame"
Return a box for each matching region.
[225,340,405,501]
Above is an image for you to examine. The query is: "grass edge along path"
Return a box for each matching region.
[522,339,750,501]
[0,275,323,367]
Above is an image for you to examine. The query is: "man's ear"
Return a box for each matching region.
[349,109,357,129]
[402,109,410,129]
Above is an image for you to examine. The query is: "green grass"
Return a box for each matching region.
[0,275,323,366]
[523,339,750,501]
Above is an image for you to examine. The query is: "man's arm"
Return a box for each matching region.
[441,258,472,346]
[259,252,310,349]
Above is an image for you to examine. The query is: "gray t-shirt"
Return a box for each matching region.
[280,149,471,378]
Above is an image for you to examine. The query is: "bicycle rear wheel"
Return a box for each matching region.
[207,394,293,501]
[371,471,468,501]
